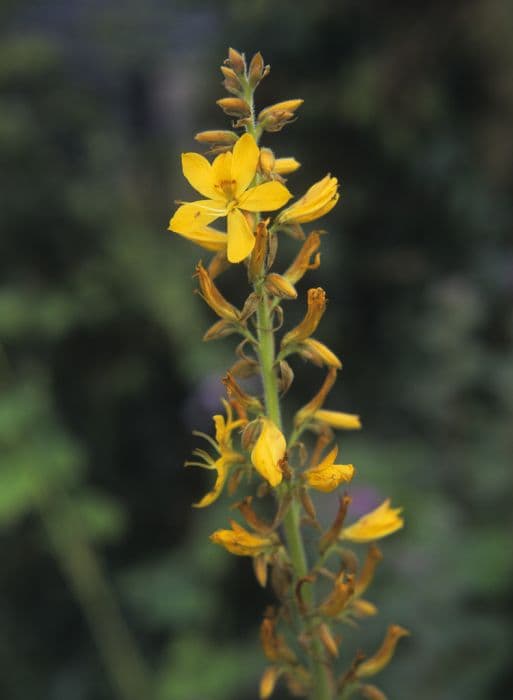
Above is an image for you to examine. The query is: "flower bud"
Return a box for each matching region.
[249,220,269,282]
[258,99,304,123]
[216,97,251,117]
[248,51,269,89]
[203,319,238,341]
[227,47,246,75]
[274,157,301,175]
[194,130,238,145]
[259,666,280,699]
[220,65,243,95]
[355,544,383,596]
[313,409,362,431]
[259,147,276,177]
[360,685,388,700]
[319,623,339,657]
[265,273,298,299]
[223,372,263,413]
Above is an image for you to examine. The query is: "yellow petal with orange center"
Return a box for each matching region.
[181,152,219,199]
[232,133,260,197]
[238,181,292,212]
[227,208,255,263]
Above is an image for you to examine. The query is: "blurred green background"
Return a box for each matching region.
[2,1,513,698]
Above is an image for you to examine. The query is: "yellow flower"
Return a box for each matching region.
[355,624,410,678]
[304,446,354,493]
[313,409,362,430]
[277,174,339,225]
[210,519,274,556]
[187,400,246,508]
[251,417,286,487]
[169,133,292,263]
[341,500,404,543]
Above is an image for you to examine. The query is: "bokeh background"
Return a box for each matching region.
[2,1,513,698]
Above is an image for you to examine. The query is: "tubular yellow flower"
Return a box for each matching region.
[313,409,362,430]
[169,133,292,263]
[251,418,286,487]
[341,500,404,543]
[277,175,339,225]
[355,625,410,678]
[210,520,275,556]
[304,446,354,493]
[281,287,327,347]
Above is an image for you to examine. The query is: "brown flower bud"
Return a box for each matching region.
[319,623,339,658]
[220,65,243,95]
[223,372,263,412]
[265,273,298,300]
[360,685,388,700]
[241,419,261,451]
[355,625,410,679]
[299,338,342,369]
[278,360,294,396]
[259,147,276,177]
[355,544,383,596]
[258,99,304,123]
[216,97,251,117]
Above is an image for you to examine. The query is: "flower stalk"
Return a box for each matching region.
[168,47,408,700]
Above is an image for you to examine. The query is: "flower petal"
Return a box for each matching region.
[181,152,219,199]
[238,181,292,212]
[169,201,226,234]
[172,226,227,251]
[211,151,233,193]
[231,133,259,196]
[193,461,229,508]
[227,209,255,263]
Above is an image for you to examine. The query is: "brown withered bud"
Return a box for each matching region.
[284,231,322,284]
[240,291,260,321]
[319,623,339,658]
[281,287,327,347]
[278,360,294,396]
[227,47,246,75]
[235,496,273,534]
[299,338,342,370]
[203,319,238,342]
[355,625,410,679]
[227,467,244,496]
[220,65,243,95]
[265,273,298,299]
[195,262,240,321]
[248,51,270,88]
[319,494,352,553]
[249,220,269,282]
[194,130,238,145]
[259,147,276,177]
[359,685,388,700]
[260,615,297,664]
[300,487,317,520]
[267,231,279,268]
[229,358,259,379]
[241,419,262,451]
[223,372,263,412]
[216,97,251,118]
[257,481,271,498]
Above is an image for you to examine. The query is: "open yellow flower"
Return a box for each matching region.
[304,446,354,493]
[186,400,246,508]
[341,499,404,543]
[210,520,275,556]
[169,133,292,263]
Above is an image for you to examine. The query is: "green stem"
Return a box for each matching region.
[255,291,332,700]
